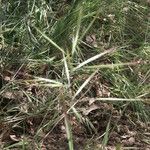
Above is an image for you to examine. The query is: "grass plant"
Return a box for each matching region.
[1,0,150,149]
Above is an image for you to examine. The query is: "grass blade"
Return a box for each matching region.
[72,6,83,55]
[73,47,116,71]
[63,53,71,87]
[34,27,65,54]
[64,114,74,150]
[72,69,98,100]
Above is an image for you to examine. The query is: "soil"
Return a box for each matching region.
[0,70,150,150]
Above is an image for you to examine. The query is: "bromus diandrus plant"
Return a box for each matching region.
[1,0,150,149]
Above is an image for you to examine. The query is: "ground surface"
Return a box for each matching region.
[0,76,149,149]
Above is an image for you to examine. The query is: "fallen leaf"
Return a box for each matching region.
[82,104,99,116]
[128,137,135,145]
[10,134,20,142]
[86,34,98,47]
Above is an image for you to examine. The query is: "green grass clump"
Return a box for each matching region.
[1,0,150,149]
